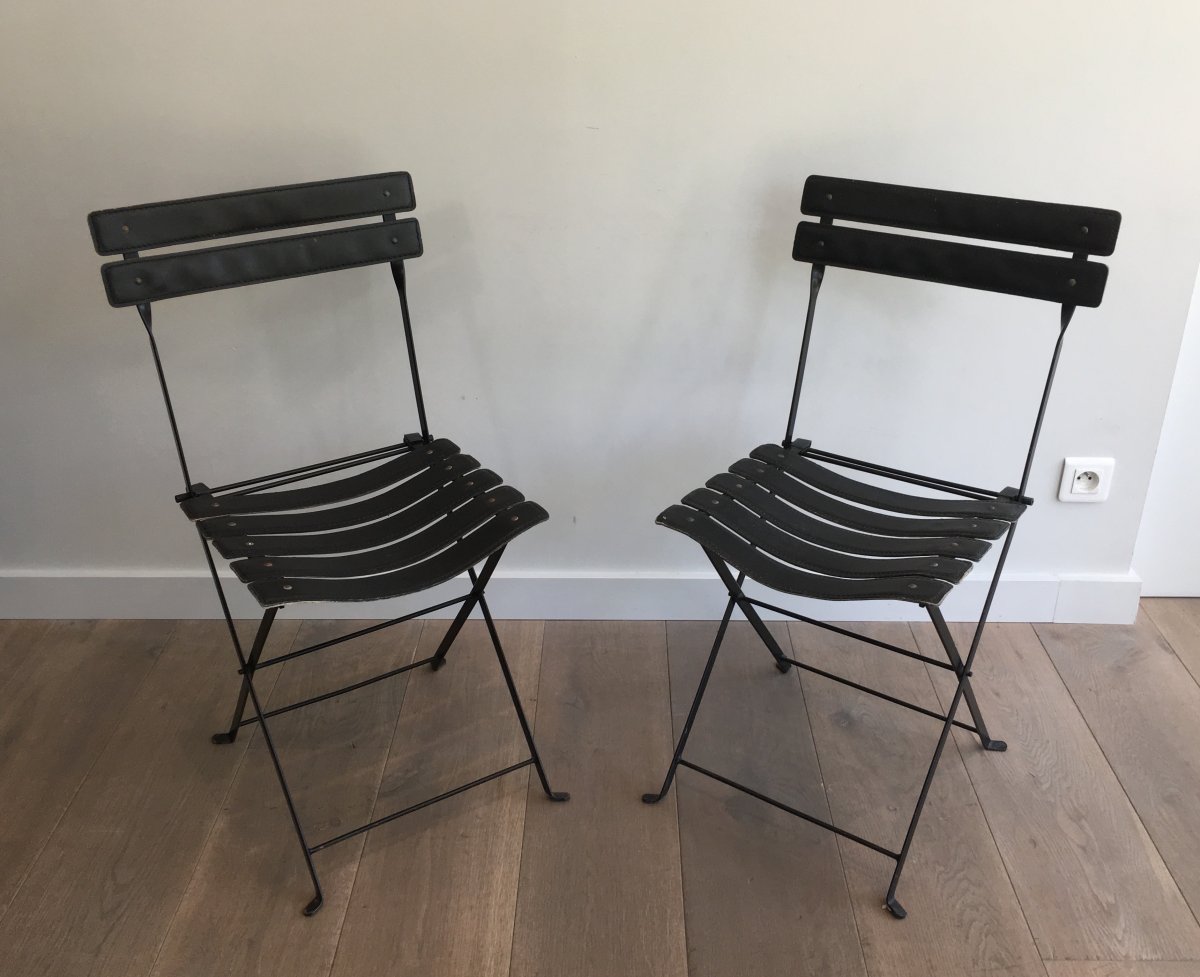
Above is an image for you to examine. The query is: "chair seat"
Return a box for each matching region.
[657,442,1027,606]
[181,438,547,607]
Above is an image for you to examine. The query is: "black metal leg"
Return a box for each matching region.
[222,607,326,915]
[643,594,736,804]
[926,605,1006,752]
[477,591,569,802]
[706,553,791,673]
[429,552,501,671]
[212,621,270,745]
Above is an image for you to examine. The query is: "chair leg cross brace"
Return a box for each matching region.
[208,544,567,915]
[643,550,1007,920]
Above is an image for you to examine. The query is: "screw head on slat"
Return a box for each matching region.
[1068,278,1076,287]
[122,224,130,233]
[246,541,255,547]
[383,189,391,197]
[282,584,292,590]
[227,521,237,527]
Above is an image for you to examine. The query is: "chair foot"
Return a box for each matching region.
[546,791,571,802]
[429,658,447,671]
[303,892,324,917]
[884,896,907,920]
[775,660,792,673]
[982,738,1008,752]
[642,792,665,804]
[211,731,237,745]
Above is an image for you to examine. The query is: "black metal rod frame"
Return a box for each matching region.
[125,241,566,916]
[646,262,1075,917]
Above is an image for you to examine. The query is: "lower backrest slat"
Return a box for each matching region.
[792,221,1107,306]
[101,219,422,306]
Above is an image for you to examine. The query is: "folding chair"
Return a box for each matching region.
[642,176,1119,918]
[87,172,568,916]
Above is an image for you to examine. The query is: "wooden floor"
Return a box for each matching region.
[1,602,1199,977]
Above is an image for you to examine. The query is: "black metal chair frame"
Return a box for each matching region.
[643,176,1119,918]
[88,172,567,916]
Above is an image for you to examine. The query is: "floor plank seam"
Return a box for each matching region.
[913,646,1051,974]
[788,623,872,977]
[326,620,427,977]
[0,619,181,932]
[1142,604,1200,695]
[504,621,546,977]
[144,624,294,977]
[664,620,695,977]
[1031,623,1200,938]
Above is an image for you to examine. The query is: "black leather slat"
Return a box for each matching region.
[231,487,526,582]
[728,459,1009,540]
[657,506,952,605]
[801,176,1120,256]
[201,453,480,541]
[792,222,1107,307]
[748,445,1027,521]
[211,469,504,559]
[705,473,992,561]
[682,489,973,583]
[89,172,415,254]
[101,220,422,306]
[249,502,549,606]
[185,440,458,521]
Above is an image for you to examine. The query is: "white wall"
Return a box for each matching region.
[1134,267,1200,594]
[1,1,1198,621]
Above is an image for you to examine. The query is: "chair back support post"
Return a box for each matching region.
[784,263,825,447]
[1016,303,1075,497]
[136,300,194,491]
[390,259,431,442]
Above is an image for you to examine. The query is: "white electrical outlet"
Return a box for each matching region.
[1058,457,1115,503]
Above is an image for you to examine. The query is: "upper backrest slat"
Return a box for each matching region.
[802,176,1119,256]
[792,221,1108,307]
[89,172,415,255]
[100,219,423,306]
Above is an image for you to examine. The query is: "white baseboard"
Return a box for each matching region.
[0,568,1141,624]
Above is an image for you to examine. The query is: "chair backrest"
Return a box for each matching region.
[784,175,1121,495]
[89,172,421,306]
[88,172,429,493]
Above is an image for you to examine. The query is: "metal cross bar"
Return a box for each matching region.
[678,759,900,860]
[250,594,470,671]
[804,448,1014,502]
[743,597,958,672]
[215,442,415,497]
[308,758,536,853]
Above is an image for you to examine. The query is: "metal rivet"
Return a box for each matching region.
[391,236,399,244]
[1068,278,1077,287]
[134,276,143,284]
[1081,225,1089,234]
[487,497,495,503]
[426,449,434,454]
[467,481,474,486]
[817,240,825,248]
[687,516,695,522]
[712,499,720,505]
[908,583,918,589]
[121,224,130,233]
[263,561,273,567]
[227,521,237,527]
[383,189,391,197]
[282,584,292,590]
[930,562,940,567]
[445,465,453,470]
[246,541,255,547]
[210,502,220,508]
[511,515,519,522]
[950,541,960,547]
[825,192,833,201]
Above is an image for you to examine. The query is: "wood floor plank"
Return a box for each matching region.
[510,621,688,977]
[669,621,866,977]
[1045,963,1200,977]
[1142,598,1200,687]
[149,619,421,977]
[0,619,296,977]
[1035,612,1200,926]
[330,620,543,977]
[792,621,1046,977]
[0,619,174,920]
[915,621,1200,961]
